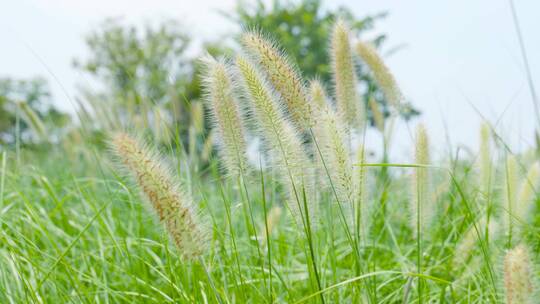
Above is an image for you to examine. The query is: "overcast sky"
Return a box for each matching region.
[1,0,539,159]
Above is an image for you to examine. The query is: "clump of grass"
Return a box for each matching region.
[110,132,208,260]
[503,244,535,304]
[201,55,249,176]
[8,18,540,304]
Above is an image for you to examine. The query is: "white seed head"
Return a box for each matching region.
[355,41,402,108]
[331,20,363,129]
[200,55,249,176]
[313,104,354,207]
[478,122,492,196]
[354,145,370,239]
[410,124,431,236]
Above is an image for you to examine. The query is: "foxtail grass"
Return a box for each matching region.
[241,31,313,129]
[354,145,369,240]
[369,97,385,133]
[235,55,315,226]
[110,132,208,260]
[331,20,363,129]
[313,105,353,203]
[478,122,493,197]
[410,124,431,236]
[309,79,329,110]
[201,56,249,176]
[503,244,535,304]
[355,42,402,108]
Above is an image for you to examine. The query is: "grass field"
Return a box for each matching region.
[1,22,539,304]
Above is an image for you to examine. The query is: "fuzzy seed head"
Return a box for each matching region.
[354,145,370,239]
[331,20,363,129]
[355,42,402,108]
[241,31,313,129]
[313,104,354,206]
[368,97,385,133]
[201,56,249,176]
[110,132,208,260]
[504,244,534,304]
[309,79,329,111]
[410,124,431,235]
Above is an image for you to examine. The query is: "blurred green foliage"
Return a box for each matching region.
[73,19,227,161]
[0,77,70,145]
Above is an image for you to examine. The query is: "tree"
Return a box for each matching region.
[74,19,190,107]
[74,19,196,145]
[74,19,230,168]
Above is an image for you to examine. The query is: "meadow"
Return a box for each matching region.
[0,19,539,304]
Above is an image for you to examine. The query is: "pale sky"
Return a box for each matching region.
[1,0,539,159]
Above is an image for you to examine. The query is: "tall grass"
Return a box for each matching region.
[1,19,540,304]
